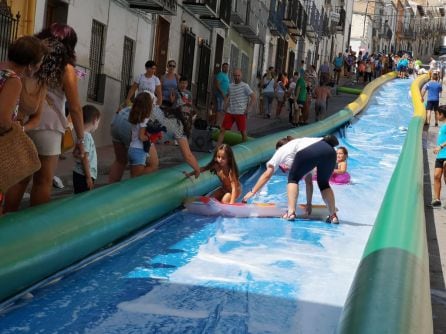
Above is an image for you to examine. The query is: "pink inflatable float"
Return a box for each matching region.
[312,172,351,185]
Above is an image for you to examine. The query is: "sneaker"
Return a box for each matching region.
[52,176,64,189]
[326,213,339,224]
[431,199,441,207]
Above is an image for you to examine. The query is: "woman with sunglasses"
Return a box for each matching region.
[160,59,179,108]
[125,60,162,107]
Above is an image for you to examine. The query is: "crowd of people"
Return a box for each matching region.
[13,25,446,223]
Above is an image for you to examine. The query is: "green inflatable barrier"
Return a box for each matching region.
[0,73,395,303]
[336,74,432,334]
[336,86,362,95]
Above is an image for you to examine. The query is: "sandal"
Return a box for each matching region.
[282,211,296,221]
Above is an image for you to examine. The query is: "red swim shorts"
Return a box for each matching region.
[222,113,247,132]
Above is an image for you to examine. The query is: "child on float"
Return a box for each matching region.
[186,144,241,204]
[431,106,446,207]
[330,146,351,184]
[73,105,100,193]
[127,92,158,177]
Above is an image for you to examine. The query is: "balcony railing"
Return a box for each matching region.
[306,3,320,38]
[184,0,231,29]
[200,0,231,28]
[233,0,267,44]
[183,0,217,16]
[127,0,177,15]
[231,0,247,25]
[268,0,287,37]
[283,0,298,30]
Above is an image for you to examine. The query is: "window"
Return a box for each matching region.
[241,53,249,82]
[230,44,240,74]
[120,36,135,102]
[87,20,106,101]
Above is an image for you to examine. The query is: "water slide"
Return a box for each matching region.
[0,73,432,333]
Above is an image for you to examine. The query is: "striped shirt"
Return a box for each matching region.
[228,82,253,115]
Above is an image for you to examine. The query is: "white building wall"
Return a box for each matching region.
[33,0,155,147]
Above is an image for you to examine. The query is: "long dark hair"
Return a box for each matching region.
[128,92,153,124]
[36,23,77,65]
[35,23,78,88]
[205,144,239,179]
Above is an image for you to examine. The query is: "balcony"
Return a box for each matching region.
[231,0,247,25]
[268,0,287,37]
[306,3,320,39]
[233,0,267,44]
[283,0,299,31]
[200,0,231,29]
[126,0,177,15]
[183,0,217,17]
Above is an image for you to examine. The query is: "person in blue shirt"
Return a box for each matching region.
[213,62,230,126]
[431,107,446,207]
[422,72,443,126]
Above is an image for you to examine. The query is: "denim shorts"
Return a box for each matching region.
[128,146,148,166]
[111,108,131,147]
[215,93,225,112]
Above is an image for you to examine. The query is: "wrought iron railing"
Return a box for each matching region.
[0,0,20,62]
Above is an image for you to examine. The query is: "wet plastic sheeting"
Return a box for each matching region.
[0,79,413,334]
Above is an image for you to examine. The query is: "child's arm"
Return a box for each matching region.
[334,161,347,174]
[229,172,240,204]
[81,152,94,190]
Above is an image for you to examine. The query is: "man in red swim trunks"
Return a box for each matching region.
[215,68,256,149]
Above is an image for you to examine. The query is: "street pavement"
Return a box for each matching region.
[424,87,446,333]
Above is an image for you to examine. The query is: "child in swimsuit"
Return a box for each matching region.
[187,144,241,204]
[333,146,348,175]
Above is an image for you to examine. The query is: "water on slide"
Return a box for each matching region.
[0,79,413,333]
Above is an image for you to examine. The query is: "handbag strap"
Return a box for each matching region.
[46,95,71,128]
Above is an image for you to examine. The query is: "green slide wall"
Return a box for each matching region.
[0,73,396,303]
[336,75,432,333]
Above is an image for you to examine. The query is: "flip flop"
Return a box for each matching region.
[282,211,296,221]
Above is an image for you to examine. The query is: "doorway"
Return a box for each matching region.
[213,33,224,74]
[154,16,170,77]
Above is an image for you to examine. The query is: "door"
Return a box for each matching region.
[154,16,170,78]
[213,34,224,74]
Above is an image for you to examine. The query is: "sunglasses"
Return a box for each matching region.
[168,64,176,68]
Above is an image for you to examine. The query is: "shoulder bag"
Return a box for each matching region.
[0,69,41,192]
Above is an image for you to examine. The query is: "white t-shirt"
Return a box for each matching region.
[135,74,161,94]
[130,117,149,149]
[266,137,322,172]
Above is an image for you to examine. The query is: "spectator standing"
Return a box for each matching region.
[125,60,162,106]
[287,72,298,124]
[292,72,307,126]
[431,107,446,207]
[213,62,230,126]
[275,73,287,119]
[262,66,276,119]
[22,24,85,207]
[73,105,100,193]
[0,36,47,213]
[333,52,344,85]
[299,60,306,77]
[160,59,179,108]
[216,68,255,148]
[175,76,194,136]
[422,72,443,126]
